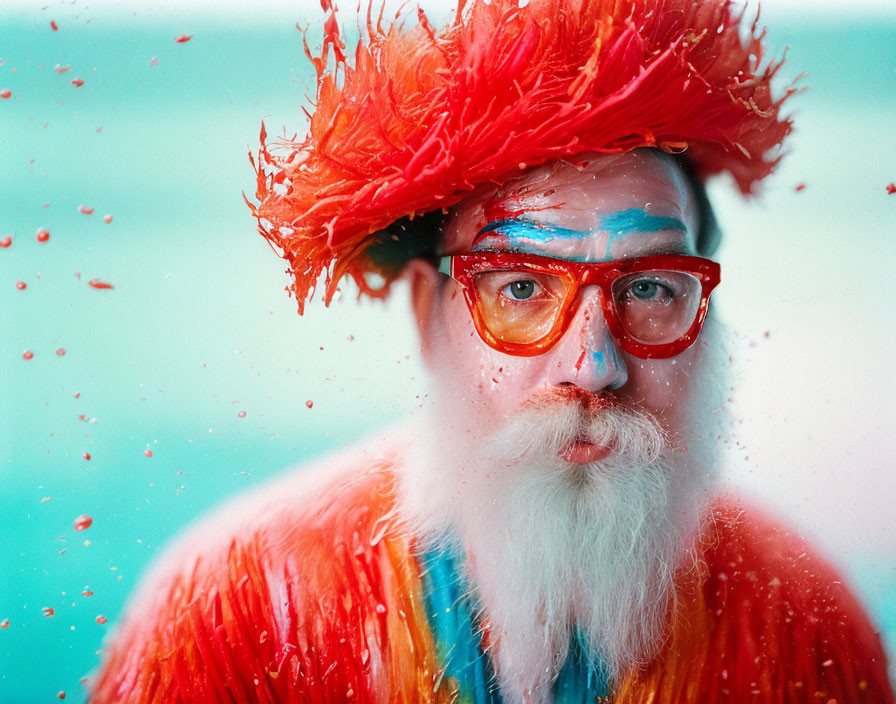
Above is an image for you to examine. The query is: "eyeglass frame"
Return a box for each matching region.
[438,252,721,359]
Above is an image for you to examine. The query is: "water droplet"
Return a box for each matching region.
[42,607,55,617]
[71,78,84,87]
[144,449,153,458]
[95,615,107,625]
[375,603,387,614]
[150,56,159,68]
[73,392,80,399]
[73,514,93,531]
[56,348,66,356]
[16,281,26,290]
[22,350,33,361]
[0,235,11,247]
[0,619,9,629]
[78,205,94,215]
[103,214,113,224]
[36,228,50,243]
[81,452,91,461]
[305,400,313,409]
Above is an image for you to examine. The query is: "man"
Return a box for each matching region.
[91,0,893,701]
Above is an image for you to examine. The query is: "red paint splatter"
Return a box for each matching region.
[82,452,91,461]
[150,56,159,68]
[95,615,107,625]
[42,607,55,618]
[16,281,26,290]
[144,449,153,458]
[887,182,896,195]
[305,400,314,409]
[74,392,81,399]
[71,78,84,87]
[78,414,87,421]
[73,514,93,531]
[795,183,806,192]
[51,20,58,31]
[81,590,94,597]
[36,228,50,242]
[238,410,246,418]
[88,278,114,289]
[175,34,193,43]
[103,214,113,224]
[55,65,70,73]
[0,619,9,629]
[1,89,11,99]
[22,350,33,361]
[0,235,11,248]
[78,205,94,215]
[57,692,66,700]
[56,348,66,356]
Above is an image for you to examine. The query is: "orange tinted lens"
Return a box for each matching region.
[471,268,570,345]
[611,270,702,344]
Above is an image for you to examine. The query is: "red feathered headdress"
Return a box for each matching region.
[249,0,795,313]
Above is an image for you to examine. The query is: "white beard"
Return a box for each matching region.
[399,372,722,703]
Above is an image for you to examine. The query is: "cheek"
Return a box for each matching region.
[429,289,549,423]
[621,345,704,421]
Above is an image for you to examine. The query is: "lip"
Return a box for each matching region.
[560,440,613,464]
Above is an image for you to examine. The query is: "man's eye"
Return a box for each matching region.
[628,279,671,302]
[502,279,539,300]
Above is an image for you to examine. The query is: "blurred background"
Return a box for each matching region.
[1,0,894,700]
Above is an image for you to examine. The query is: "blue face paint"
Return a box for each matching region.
[599,209,687,259]
[591,350,608,376]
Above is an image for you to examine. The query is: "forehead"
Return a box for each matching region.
[441,149,699,261]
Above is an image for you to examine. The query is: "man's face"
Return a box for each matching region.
[423,149,708,455]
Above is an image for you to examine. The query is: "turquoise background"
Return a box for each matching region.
[2,2,894,701]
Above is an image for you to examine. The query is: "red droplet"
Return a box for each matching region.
[78,205,94,215]
[36,228,50,242]
[81,452,91,461]
[56,348,66,356]
[794,183,806,192]
[16,281,26,290]
[50,20,58,31]
[887,182,896,195]
[22,350,34,360]
[71,78,84,87]
[144,449,153,458]
[0,619,9,629]
[78,414,87,421]
[57,692,66,700]
[238,410,247,418]
[103,214,113,224]
[73,392,81,399]
[88,278,114,289]
[95,615,107,625]
[73,514,93,531]
[305,400,314,409]
[81,590,93,597]
[0,235,11,248]
[42,607,55,618]
[175,34,193,43]
[150,56,159,68]
[0,89,11,100]
[54,65,70,73]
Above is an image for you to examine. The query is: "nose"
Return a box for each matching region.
[546,287,628,392]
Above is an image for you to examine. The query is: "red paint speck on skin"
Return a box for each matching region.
[36,228,50,242]
[71,78,84,87]
[88,278,114,289]
[82,452,91,461]
[42,607,55,618]
[81,590,93,597]
[73,514,93,531]
[56,348,66,356]
[238,410,246,418]
[0,235,11,248]
[1,89,12,99]
[16,281,26,290]
[144,449,153,458]
[0,619,9,629]
[55,65,70,73]
[78,205,94,215]
[795,183,806,192]
[103,214,113,224]
[175,34,193,43]
[51,20,58,31]
[305,400,314,409]
[22,350,34,361]
[887,182,896,195]
[95,615,107,625]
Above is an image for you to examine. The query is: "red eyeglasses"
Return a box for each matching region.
[440,252,721,359]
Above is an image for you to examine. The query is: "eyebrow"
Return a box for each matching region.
[472,217,590,249]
